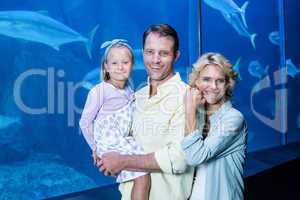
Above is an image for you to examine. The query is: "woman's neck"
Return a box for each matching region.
[206,98,226,116]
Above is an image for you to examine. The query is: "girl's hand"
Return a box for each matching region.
[92,149,101,166]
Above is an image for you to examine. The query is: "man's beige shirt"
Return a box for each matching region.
[119,73,194,200]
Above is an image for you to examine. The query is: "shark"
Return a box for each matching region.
[0,10,99,58]
[203,0,257,49]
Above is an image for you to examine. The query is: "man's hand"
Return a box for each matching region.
[99,151,125,176]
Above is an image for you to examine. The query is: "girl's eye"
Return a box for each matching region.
[202,77,210,82]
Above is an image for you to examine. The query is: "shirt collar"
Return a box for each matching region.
[209,100,232,122]
[147,72,182,96]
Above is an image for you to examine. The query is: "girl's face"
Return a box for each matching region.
[195,64,228,106]
[105,47,133,83]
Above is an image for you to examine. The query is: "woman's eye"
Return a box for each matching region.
[217,79,225,84]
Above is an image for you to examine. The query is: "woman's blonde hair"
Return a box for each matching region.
[189,52,238,99]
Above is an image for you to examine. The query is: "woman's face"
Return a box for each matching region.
[195,64,228,106]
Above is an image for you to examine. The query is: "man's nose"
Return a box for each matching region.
[152,52,161,63]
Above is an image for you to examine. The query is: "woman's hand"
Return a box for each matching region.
[185,87,206,113]
[184,87,206,135]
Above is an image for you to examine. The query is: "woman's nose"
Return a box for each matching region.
[210,81,217,89]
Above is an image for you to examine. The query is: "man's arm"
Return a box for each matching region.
[99,152,161,176]
[122,153,161,172]
[99,85,189,176]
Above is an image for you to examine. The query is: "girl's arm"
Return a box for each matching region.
[79,84,104,150]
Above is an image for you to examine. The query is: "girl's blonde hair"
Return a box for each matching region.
[189,52,238,99]
[100,40,134,81]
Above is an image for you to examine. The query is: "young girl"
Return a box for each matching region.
[80,39,150,200]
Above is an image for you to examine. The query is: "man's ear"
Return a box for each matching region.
[174,50,180,62]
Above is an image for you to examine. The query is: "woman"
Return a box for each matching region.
[182,52,247,200]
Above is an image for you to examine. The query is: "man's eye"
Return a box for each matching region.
[159,51,170,57]
[145,50,154,55]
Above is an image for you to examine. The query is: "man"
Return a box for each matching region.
[99,24,194,200]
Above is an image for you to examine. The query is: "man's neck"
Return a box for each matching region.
[149,73,175,97]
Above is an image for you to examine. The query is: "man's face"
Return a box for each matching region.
[142,33,179,85]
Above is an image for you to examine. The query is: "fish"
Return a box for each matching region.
[286,58,299,78]
[0,10,99,58]
[232,57,242,80]
[203,0,257,49]
[248,60,269,79]
[268,31,280,46]
[0,115,21,130]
